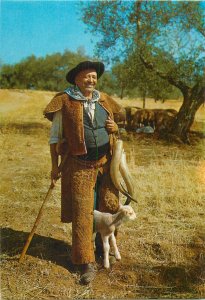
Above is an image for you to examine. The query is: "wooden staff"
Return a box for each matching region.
[19,153,68,262]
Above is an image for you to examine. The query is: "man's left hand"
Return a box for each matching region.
[105,117,118,133]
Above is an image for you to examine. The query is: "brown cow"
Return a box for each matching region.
[125,106,138,129]
[129,108,178,131]
[146,109,155,127]
[132,109,147,129]
[132,109,155,129]
[153,108,177,117]
[113,107,126,128]
[154,111,175,132]
[165,109,178,115]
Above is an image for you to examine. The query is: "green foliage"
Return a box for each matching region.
[0,48,124,95]
[110,55,182,100]
[0,49,90,91]
[80,1,205,90]
[80,0,205,141]
[96,71,117,95]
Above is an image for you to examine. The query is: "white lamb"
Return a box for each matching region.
[94,204,136,269]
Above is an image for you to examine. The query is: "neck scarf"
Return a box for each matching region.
[64,86,100,123]
[64,85,100,102]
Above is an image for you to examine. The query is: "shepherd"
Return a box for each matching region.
[43,61,123,285]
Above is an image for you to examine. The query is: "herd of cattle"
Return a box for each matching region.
[114,106,178,132]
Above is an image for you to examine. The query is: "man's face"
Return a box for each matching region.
[75,69,97,96]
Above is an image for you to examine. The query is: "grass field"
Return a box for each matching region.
[0,89,205,299]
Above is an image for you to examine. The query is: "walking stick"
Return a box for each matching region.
[19,153,68,262]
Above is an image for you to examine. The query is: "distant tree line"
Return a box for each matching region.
[0,48,181,102]
[0,48,89,92]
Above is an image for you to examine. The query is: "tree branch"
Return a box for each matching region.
[139,53,189,95]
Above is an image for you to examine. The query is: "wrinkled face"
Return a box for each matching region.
[75,69,97,97]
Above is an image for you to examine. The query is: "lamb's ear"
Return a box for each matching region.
[111,210,125,226]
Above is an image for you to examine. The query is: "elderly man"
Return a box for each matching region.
[44,61,122,284]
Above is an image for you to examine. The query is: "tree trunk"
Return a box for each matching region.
[169,87,205,143]
[120,85,124,99]
[142,96,146,108]
[139,54,205,144]
[142,90,146,108]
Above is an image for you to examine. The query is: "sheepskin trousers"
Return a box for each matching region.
[61,154,119,265]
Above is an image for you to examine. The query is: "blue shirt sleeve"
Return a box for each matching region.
[49,110,62,144]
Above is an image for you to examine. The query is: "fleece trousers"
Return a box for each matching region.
[61,154,119,265]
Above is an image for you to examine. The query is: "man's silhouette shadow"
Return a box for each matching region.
[1,227,73,271]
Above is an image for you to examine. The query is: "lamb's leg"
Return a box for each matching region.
[92,232,96,251]
[102,235,110,269]
[110,232,121,261]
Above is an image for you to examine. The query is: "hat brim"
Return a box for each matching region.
[66,61,105,84]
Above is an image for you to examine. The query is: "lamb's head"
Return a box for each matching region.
[118,205,136,221]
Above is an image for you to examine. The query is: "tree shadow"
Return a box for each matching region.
[1,227,73,271]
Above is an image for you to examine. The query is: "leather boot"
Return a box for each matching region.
[80,263,97,285]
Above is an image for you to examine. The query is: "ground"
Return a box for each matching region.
[0,89,205,299]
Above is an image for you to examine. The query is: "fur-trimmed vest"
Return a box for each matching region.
[43,92,122,155]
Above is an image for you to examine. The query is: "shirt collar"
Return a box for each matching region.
[64,86,100,102]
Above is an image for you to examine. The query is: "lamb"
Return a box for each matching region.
[93,205,136,269]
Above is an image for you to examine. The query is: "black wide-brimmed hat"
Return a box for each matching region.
[66,61,105,84]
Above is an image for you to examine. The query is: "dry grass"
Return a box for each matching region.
[0,89,205,299]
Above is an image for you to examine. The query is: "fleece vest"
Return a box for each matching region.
[61,94,114,156]
[43,92,123,156]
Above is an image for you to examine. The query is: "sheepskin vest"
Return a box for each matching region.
[62,96,111,155]
[43,92,122,156]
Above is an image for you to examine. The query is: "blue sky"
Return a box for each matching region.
[1,1,98,65]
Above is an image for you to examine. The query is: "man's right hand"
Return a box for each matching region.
[51,166,60,186]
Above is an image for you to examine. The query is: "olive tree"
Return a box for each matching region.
[80,0,205,143]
